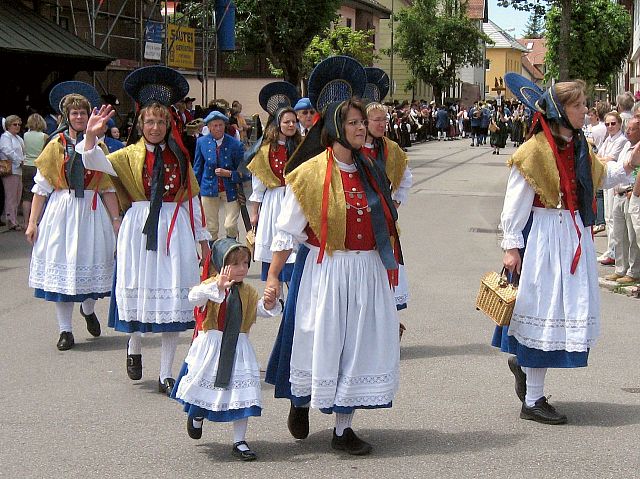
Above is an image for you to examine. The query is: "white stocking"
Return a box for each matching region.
[233,418,249,450]
[55,302,74,333]
[523,367,547,407]
[335,412,354,436]
[159,332,179,381]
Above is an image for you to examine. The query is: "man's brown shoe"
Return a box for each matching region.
[604,273,624,281]
[616,275,639,285]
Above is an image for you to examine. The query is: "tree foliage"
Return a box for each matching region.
[544,0,631,87]
[523,10,544,38]
[180,0,341,87]
[390,0,492,101]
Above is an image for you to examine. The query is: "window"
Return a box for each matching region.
[485,59,491,70]
[346,18,352,28]
[526,42,533,49]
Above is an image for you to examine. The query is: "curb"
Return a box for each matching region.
[598,277,639,298]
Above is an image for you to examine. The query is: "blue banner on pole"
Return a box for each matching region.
[145,21,164,43]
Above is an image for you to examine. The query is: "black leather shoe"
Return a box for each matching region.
[187,416,203,440]
[520,396,568,425]
[158,377,176,396]
[126,354,142,380]
[232,441,257,461]
[508,356,526,402]
[56,331,75,351]
[287,403,309,439]
[79,305,101,337]
[331,428,372,455]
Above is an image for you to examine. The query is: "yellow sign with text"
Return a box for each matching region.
[167,24,195,69]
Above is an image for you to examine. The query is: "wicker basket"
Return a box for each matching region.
[475,270,518,326]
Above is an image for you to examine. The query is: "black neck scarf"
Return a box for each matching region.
[214,284,243,388]
[63,132,85,198]
[142,145,164,251]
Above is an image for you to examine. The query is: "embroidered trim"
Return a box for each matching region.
[270,232,297,252]
[30,259,113,294]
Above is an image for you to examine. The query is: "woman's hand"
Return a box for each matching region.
[265,275,281,302]
[503,248,521,275]
[25,223,37,245]
[216,265,235,290]
[85,105,116,150]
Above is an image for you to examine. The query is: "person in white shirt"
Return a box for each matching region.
[603,115,640,284]
[597,111,628,264]
[0,115,24,230]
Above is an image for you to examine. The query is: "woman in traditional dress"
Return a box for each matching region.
[265,97,402,455]
[247,106,301,284]
[26,84,118,351]
[78,66,211,395]
[495,74,640,424]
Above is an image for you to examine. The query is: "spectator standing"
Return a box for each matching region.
[22,113,48,229]
[0,115,25,230]
[598,111,628,265]
[617,92,635,132]
[604,115,640,284]
[294,98,315,137]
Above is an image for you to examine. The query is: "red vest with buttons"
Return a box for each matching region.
[143,148,182,202]
[305,169,380,250]
[269,145,287,186]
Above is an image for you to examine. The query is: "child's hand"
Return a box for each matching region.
[216,265,235,290]
[263,286,277,310]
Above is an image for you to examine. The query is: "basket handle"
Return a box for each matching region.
[500,266,520,287]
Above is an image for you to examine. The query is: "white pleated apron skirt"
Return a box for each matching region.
[254,186,296,265]
[290,245,400,410]
[509,207,600,352]
[394,263,410,307]
[174,330,262,412]
[116,201,200,325]
[29,189,115,295]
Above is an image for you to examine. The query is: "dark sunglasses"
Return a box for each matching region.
[605,121,617,126]
[300,110,315,115]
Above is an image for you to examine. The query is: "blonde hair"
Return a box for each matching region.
[604,111,622,125]
[365,102,386,116]
[137,102,170,134]
[553,80,586,109]
[26,113,46,132]
[61,94,91,117]
[5,115,21,128]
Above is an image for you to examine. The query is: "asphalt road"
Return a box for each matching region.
[1,138,638,478]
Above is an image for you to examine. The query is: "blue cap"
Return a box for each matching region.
[294,97,313,111]
[203,110,229,124]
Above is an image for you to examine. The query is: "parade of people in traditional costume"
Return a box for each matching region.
[264,56,403,455]
[245,81,302,284]
[495,73,640,424]
[77,66,211,396]
[171,238,281,461]
[361,67,413,318]
[25,81,119,351]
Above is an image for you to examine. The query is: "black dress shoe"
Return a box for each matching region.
[57,331,75,351]
[158,377,176,396]
[79,305,101,337]
[187,416,203,440]
[507,355,527,402]
[331,428,372,455]
[126,354,142,380]
[520,396,568,425]
[232,441,257,461]
[287,403,309,439]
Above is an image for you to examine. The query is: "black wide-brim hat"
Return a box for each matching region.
[504,72,544,111]
[49,81,102,114]
[258,81,300,116]
[308,55,367,111]
[363,67,390,102]
[124,66,189,107]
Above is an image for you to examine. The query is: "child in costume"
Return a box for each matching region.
[172,238,281,461]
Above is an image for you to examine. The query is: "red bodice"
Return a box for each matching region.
[143,147,182,201]
[269,144,287,186]
[532,141,577,209]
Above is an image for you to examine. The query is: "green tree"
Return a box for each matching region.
[301,26,377,80]
[544,0,630,87]
[390,0,492,101]
[497,0,571,80]
[180,0,341,87]
[523,10,544,38]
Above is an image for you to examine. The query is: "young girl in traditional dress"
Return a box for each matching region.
[172,238,281,461]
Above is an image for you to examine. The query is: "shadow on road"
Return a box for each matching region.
[191,427,525,462]
[400,343,498,361]
[557,401,640,427]
[71,334,127,352]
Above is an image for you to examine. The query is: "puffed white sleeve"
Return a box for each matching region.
[188,281,225,307]
[182,196,212,242]
[500,167,535,250]
[248,174,267,203]
[75,139,118,176]
[257,298,283,317]
[31,169,54,196]
[392,167,413,204]
[271,185,308,251]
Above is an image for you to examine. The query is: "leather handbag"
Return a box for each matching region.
[475,268,518,326]
[488,120,500,133]
[0,158,11,177]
